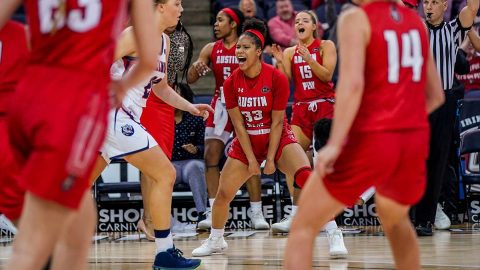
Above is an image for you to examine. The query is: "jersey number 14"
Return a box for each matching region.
[384,30,423,84]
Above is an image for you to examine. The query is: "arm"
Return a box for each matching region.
[459,0,479,28]
[114,27,136,60]
[264,71,290,174]
[467,29,480,51]
[187,42,214,84]
[306,40,337,82]
[425,51,445,113]
[117,0,158,91]
[0,0,21,29]
[268,18,297,47]
[272,45,294,80]
[326,10,368,149]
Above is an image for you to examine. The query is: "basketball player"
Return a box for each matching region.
[187,8,269,230]
[0,1,158,269]
[83,0,212,268]
[284,1,445,269]
[0,19,29,229]
[192,18,313,257]
[270,10,347,258]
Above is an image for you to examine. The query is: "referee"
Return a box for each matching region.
[414,0,479,236]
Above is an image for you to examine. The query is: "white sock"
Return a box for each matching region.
[290,205,298,217]
[209,198,215,209]
[155,233,173,253]
[324,220,338,233]
[250,201,262,213]
[210,228,224,238]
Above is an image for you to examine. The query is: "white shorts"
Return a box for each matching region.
[100,108,158,163]
[204,127,232,145]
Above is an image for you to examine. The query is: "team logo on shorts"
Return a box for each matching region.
[261,86,270,93]
[121,124,135,136]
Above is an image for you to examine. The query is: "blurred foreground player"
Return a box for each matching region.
[284,1,445,269]
[0,0,158,269]
[0,19,29,230]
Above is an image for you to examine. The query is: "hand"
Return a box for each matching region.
[297,44,312,63]
[271,44,284,63]
[247,159,261,176]
[193,61,211,77]
[109,80,128,108]
[189,104,214,120]
[181,144,198,154]
[263,159,276,175]
[314,144,341,178]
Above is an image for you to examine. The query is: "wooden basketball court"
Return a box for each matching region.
[1,226,480,269]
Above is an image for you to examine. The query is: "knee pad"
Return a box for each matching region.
[293,166,312,189]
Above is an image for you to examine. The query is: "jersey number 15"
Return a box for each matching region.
[384,30,424,84]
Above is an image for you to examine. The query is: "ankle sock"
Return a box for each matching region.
[250,201,262,213]
[154,229,173,253]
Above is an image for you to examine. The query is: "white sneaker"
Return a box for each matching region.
[271,215,293,233]
[434,203,451,230]
[250,210,270,230]
[197,211,212,230]
[192,235,228,256]
[0,214,17,235]
[327,229,348,258]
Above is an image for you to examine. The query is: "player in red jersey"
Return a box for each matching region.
[0,20,29,228]
[269,10,342,243]
[0,1,158,269]
[192,18,313,257]
[187,8,269,230]
[284,1,445,269]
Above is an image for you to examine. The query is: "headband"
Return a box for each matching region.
[221,8,240,25]
[245,29,265,48]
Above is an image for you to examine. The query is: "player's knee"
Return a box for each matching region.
[293,166,312,189]
[214,188,234,206]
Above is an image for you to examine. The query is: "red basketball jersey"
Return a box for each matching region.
[24,0,127,76]
[291,39,334,102]
[210,40,239,96]
[224,63,290,132]
[351,2,429,133]
[0,20,29,113]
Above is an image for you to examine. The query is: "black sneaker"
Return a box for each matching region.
[152,246,201,270]
[415,222,433,237]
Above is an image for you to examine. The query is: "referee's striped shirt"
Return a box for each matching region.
[427,17,469,90]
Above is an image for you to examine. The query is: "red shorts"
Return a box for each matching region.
[8,66,109,209]
[141,94,174,160]
[205,94,233,132]
[0,116,24,220]
[323,129,429,206]
[290,100,334,140]
[228,121,298,165]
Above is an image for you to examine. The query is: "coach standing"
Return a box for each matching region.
[414,0,479,236]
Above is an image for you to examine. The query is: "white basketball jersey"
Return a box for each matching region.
[109,33,168,118]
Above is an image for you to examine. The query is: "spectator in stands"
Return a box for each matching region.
[268,0,298,47]
[239,0,274,56]
[172,83,208,220]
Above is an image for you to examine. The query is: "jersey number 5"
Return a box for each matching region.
[384,30,423,84]
[223,66,231,80]
[39,0,102,34]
